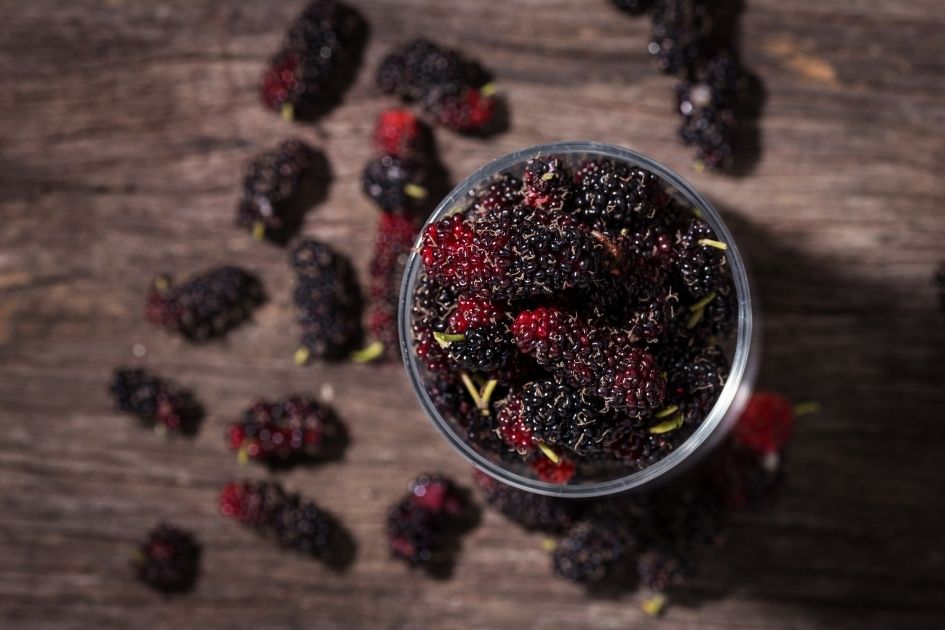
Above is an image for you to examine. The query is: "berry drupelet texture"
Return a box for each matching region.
[571,159,669,232]
[522,157,573,211]
[109,368,202,434]
[513,307,667,412]
[134,524,201,593]
[260,0,365,119]
[226,397,344,466]
[472,470,580,533]
[466,172,523,217]
[292,239,362,362]
[520,379,611,456]
[219,481,350,565]
[420,208,603,300]
[237,139,320,243]
[674,217,729,299]
[375,38,497,134]
[146,266,265,342]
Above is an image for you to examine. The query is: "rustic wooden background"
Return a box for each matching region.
[2,0,945,628]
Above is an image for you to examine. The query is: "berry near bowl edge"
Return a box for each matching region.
[398,141,759,498]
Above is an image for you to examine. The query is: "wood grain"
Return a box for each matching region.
[1,0,945,628]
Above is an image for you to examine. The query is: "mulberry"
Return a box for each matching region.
[109,368,202,435]
[226,397,345,466]
[134,524,200,593]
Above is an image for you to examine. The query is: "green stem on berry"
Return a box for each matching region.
[293,347,311,366]
[641,594,667,617]
[540,171,556,181]
[698,238,728,250]
[794,401,821,416]
[480,82,498,97]
[433,331,466,348]
[691,205,704,219]
[237,444,250,465]
[252,222,266,241]
[686,308,705,329]
[281,103,294,122]
[689,291,717,312]
[537,442,561,464]
[460,372,483,408]
[153,275,171,293]
[350,341,384,363]
[403,183,428,199]
[541,537,557,552]
[648,412,684,435]
[654,404,679,419]
[478,379,498,416]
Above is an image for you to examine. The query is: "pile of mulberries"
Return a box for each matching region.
[361,110,446,360]
[376,39,499,135]
[219,480,353,567]
[134,524,201,593]
[109,368,203,435]
[226,397,346,467]
[386,474,478,576]
[609,0,751,171]
[259,0,366,120]
[146,266,265,342]
[292,239,362,363]
[236,139,324,244]
[411,154,736,484]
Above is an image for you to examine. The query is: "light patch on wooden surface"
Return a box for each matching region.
[764,36,839,86]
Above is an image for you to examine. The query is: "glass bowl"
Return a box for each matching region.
[398,141,759,498]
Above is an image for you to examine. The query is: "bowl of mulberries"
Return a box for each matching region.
[399,141,758,496]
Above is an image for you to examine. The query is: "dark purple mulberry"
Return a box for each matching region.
[146,267,265,342]
[109,368,202,435]
[134,524,200,593]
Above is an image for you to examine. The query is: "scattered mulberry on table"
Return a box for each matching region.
[134,524,201,593]
[553,520,630,583]
[109,368,202,434]
[237,139,321,243]
[146,266,265,342]
[367,213,419,359]
[226,397,345,467]
[292,239,362,362]
[260,0,366,119]
[219,480,351,565]
[361,154,429,214]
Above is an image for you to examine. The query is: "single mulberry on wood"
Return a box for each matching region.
[226,397,345,467]
[146,266,265,342]
[361,154,429,214]
[219,481,353,567]
[134,524,201,593]
[237,139,323,244]
[109,368,202,434]
[676,54,743,170]
[292,240,362,363]
[260,0,366,120]
[553,520,630,584]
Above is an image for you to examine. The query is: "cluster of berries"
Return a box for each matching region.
[385,474,479,576]
[611,0,750,171]
[412,154,736,484]
[473,391,796,612]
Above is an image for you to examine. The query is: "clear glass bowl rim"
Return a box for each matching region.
[398,141,759,498]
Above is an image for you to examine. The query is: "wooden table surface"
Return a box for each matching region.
[2,1,945,628]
